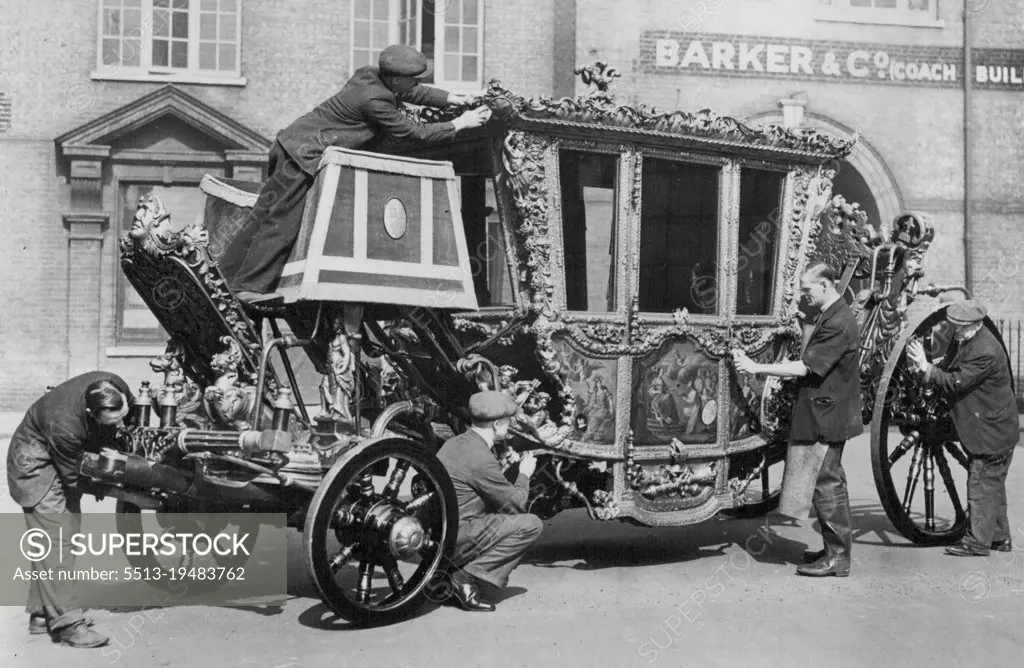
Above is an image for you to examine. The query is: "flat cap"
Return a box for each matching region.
[468,391,519,422]
[378,44,432,78]
[947,300,987,325]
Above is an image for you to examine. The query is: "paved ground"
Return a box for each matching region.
[1,431,1022,668]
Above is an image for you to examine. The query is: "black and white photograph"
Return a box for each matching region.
[1,1,1023,665]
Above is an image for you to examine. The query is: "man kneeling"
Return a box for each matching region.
[437,391,543,611]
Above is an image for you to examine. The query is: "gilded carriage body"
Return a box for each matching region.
[81,63,985,626]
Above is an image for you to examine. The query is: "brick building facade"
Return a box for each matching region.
[0,0,569,410]
[1,0,1021,411]
[576,0,1024,325]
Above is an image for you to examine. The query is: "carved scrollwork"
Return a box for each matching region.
[625,439,718,500]
[203,336,256,431]
[121,193,263,389]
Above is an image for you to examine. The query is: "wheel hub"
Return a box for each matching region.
[387,515,426,561]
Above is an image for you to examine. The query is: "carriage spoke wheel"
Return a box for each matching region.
[870,306,1008,544]
[303,437,458,626]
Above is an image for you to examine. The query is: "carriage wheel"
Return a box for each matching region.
[115,501,260,592]
[870,306,1009,544]
[302,436,458,626]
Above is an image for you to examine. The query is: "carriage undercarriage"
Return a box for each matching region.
[75,63,1005,626]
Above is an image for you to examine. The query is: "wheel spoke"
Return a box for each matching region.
[406,490,436,513]
[380,555,406,595]
[902,442,925,514]
[384,460,412,500]
[329,543,359,574]
[888,430,920,467]
[358,473,375,498]
[356,561,375,604]
[943,441,970,470]
[933,447,966,520]
[923,447,936,531]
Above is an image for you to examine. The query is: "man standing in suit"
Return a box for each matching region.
[733,262,863,577]
[6,372,134,648]
[907,300,1019,556]
[229,44,492,305]
[436,391,543,611]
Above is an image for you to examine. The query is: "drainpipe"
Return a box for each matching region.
[963,6,973,291]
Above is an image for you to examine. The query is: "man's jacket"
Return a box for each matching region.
[436,429,530,527]
[790,297,864,443]
[6,371,132,508]
[276,66,456,175]
[926,326,1019,455]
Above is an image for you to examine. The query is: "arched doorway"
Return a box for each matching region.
[744,109,903,231]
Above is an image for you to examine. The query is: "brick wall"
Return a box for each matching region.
[0,0,558,411]
[577,0,1024,327]
[0,141,69,405]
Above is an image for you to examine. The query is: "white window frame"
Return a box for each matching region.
[92,0,246,86]
[815,0,945,28]
[350,0,484,92]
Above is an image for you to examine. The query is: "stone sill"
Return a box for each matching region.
[814,11,946,29]
[91,70,247,87]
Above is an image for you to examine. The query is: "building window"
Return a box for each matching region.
[95,0,244,84]
[117,183,205,344]
[816,0,942,26]
[351,0,484,90]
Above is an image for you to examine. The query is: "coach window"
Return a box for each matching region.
[638,157,719,315]
[558,149,619,313]
[735,168,784,316]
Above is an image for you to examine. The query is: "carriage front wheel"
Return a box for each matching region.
[870,305,1011,545]
[302,436,459,626]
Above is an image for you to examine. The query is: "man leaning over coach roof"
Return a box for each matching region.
[906,300,1019,557]
[227,44,492,306]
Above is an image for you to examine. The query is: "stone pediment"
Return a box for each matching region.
[55,85,270,167]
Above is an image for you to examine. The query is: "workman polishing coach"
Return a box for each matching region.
[7,371,134,649]
[436,391,543,612]
[906,300,1019,557]
[228,44,492,306]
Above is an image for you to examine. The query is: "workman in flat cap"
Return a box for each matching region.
[228,44,492,305]
[436,391,543,612]
[906,300,1019,556]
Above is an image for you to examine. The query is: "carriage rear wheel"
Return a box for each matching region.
[870,306,1009,545]
[302,436,458,626]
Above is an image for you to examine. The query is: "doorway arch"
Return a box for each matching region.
[745,110,905,229]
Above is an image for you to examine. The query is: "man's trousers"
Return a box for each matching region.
[964,448,1015,552]
[452,513,543,590]
[23,477,85,633]
[228,142,315,294]
[812,442,853,560]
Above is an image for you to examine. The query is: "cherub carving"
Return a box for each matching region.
[203,336,256,431]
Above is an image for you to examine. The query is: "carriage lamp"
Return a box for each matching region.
[158,389,178,427]
[133,380,155,427]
